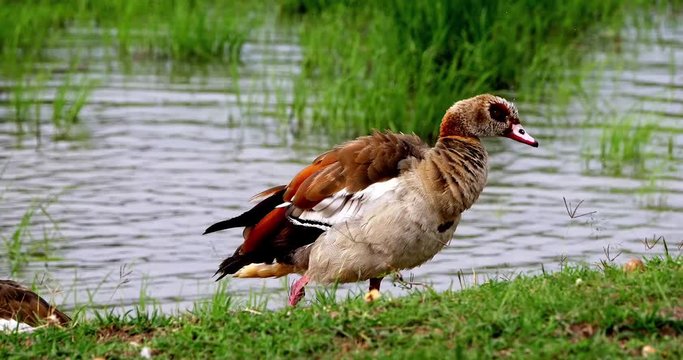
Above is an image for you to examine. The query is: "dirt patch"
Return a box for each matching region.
[495,348,514,358]
[333,336,370,358]
[660,306,683,322]
[96,324,156,344]
[413,326,443,337]
[604,315,681,339]
[567,322,597,341]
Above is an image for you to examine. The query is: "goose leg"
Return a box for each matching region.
[364,277,383,302]
[288,275,309,307]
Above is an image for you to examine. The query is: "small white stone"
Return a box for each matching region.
[641,345,656,357]
[140,346,152,359]
[575,278,583,286]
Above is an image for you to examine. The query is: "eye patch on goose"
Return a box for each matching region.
[488,103,509,123]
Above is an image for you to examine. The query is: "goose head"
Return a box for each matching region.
[439,94,539,147]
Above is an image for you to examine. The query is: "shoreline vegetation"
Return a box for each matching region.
[1,1,681,142]
[1,0,262,142]
[0,254,680,358]
[280,0,682,140]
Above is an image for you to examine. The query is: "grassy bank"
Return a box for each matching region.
[282,0,681,140]
[2,255,680,358]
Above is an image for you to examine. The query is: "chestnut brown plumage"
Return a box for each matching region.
[0,280,70,327]
[204,94,538,306]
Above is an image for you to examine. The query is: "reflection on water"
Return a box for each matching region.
[0,23,681,312]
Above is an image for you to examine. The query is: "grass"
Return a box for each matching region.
[0,196,63,276]
[280,0,680,140]
[0,0,263,144]
[5,66,97,143]
[89,0,259,63]
[51,74,97,141]
[8,73,47,139]
[1,252,680,358]
[0,0,260,64]
[598,116,656,176]
[1,1,680,144]
[580,111,676,178]
[2,205,36,276]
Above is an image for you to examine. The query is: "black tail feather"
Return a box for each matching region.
[203,187,286,235]
[203,218,245,236]
[214,255,253,281]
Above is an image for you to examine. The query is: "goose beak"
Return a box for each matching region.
[505,124,538,147]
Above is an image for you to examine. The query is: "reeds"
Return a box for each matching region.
[52,75,97,141]
[598,117,655,176]
[281,0,676,139]
[0,175,63,276]
[0,0,259,64]
[0,0,261,143]
[3,206,36,276]
[1,201,63,276]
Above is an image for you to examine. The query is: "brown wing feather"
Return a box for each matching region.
[287,131,427,208]
[0,280,70,327]
[250,185,286,203]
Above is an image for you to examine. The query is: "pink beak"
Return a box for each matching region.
[505,124,538,147]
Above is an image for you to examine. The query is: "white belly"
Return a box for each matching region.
[305,180,458,284]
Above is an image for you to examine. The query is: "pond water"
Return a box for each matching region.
[0,22,681,312]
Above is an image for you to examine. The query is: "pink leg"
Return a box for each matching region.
[288,275,310,307]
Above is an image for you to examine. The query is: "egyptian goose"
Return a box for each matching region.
[204,94,538,306]
[0,280,70,332]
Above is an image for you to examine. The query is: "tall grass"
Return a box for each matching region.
[280,0,678,140]
[9,77,34,135]
[598,117,655,176]
[84,0,259,62]
[579,110,678,179]
[0,1,68,63]
[2,206,36,276]
[0,0,262,143]
[52,75,97,141]
[0,0,260,65]
[1,196,63,276]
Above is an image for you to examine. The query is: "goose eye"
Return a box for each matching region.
[488,103,508,123]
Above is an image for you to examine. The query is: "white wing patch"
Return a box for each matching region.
[0,318,35,333]
[288,178,400,229]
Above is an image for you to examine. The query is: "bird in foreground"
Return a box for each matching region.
[0,280,70,332]
[204,94,538,306]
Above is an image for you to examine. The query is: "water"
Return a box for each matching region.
[0,23,681,312]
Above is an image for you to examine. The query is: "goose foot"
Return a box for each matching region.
[364,277,383,302]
